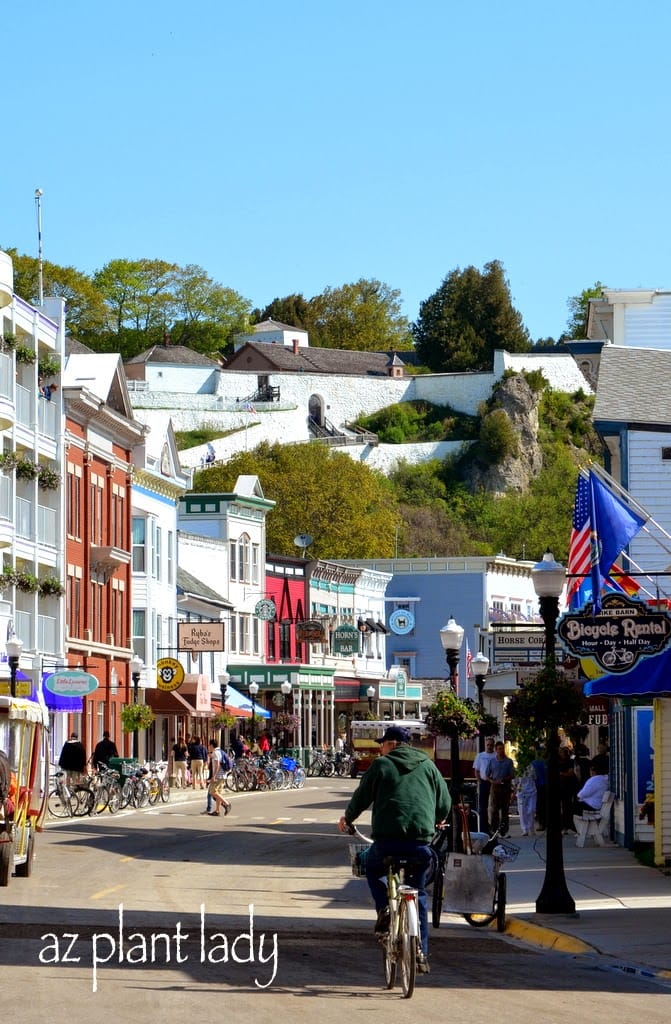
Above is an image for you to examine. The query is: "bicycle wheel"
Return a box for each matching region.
[147,779,161,806]
[107,783,121,814]
[382,914,397,990]
[495,873,507,933]
[160,778,170,803]
[132,781,150,808]
[398,900,417,999]
[292,767,306,789]
[119,778,133,809]
[92,785,110,815]
[72,786,95,816]
[48,788,73,818]
[431,859,445,928]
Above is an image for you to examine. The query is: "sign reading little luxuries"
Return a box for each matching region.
[557,593,671,674]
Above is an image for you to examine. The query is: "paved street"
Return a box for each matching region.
[1,780,669,1022]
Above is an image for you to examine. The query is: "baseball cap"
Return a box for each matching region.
[378,726,411,744]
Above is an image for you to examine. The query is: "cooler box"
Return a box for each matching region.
[108,757,137,781]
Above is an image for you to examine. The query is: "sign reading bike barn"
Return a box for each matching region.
[557,593,671,674]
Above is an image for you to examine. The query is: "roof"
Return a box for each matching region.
[125,344,219,367]
[224,341,409,377]
[176,567,233,608]
[252,318,305,333]
[593,346,671,426]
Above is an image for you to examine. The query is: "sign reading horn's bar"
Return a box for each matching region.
[557,593,671,674]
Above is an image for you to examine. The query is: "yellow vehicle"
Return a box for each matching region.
[0,693,49,886]
[349,720,431,776]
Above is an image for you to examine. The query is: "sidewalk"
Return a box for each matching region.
[500,830,671,980]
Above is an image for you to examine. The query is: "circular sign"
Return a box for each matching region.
[254,599,276,621]
[156,658,185,691]
[389,609,415,635]
[44,670,99,696]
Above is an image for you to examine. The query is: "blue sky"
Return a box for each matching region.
[3,1,670,341]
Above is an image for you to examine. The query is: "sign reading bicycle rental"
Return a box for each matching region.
[44,670,99,696]
[178,621,225,652]
[557,593,671,674]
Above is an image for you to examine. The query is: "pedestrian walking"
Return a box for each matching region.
[473,737,497,833]
[514,762,537,836]
[172,735,188,788]
[92,731,118,770]
[486,741,514,837]
[207,739,231,817]
[58,732,87,783]
[188,736,207,789]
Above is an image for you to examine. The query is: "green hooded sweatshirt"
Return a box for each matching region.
[344,744,451,843]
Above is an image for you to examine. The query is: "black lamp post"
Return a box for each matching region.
[130,653,143,761]
[471,651,489,753]
[367,685,376,713]
[281,680,292,752]
[249,682,259,744]
[6,634,23,698]
[532,551,576,916]
[219,671,230,750]
[439,616,466,852]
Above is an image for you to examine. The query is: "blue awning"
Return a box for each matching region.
[41,671,84,712]
[220,683,271,718]
[583,650,671,698]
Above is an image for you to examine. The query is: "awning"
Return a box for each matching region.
[219,683,271,719]
[41,671,83,712]
[145,688,212,718]
[583,650,671,698]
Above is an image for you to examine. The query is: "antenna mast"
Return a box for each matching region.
[35,188,43,305]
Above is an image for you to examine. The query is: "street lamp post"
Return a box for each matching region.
[366,685,376,713]
[439,616,466,850]
[471,651,489,753]
[533,550,576,916]
[130,654,144,761]
[249,682,259,745]
[219,671,230,751]
[281,680,292,752]
[6,635,23,698]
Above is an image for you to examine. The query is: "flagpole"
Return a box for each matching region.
[590,463,671,548]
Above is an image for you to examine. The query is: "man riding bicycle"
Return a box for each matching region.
[338,725,451,974]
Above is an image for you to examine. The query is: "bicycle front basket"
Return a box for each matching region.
[492,838,520,863]
[348,842,371,878]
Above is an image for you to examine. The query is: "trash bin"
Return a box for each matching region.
[108,757,137,781]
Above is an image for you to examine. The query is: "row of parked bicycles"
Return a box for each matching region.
[223,753,306,791]
[306,749,355,777]
[47,761,170,818]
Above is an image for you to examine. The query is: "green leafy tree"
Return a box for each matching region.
[4,249,108,340]
[308,278,413,350]
[169,264,252,353]
[193,442,399,558]
[413,260,531,372]
[253,294,312,330]
[562,282,605,341]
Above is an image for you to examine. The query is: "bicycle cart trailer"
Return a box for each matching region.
[431,828,518,933]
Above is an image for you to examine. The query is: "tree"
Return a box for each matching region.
[93,258,177,334]
[562,282,605,341]
[413,260,531,372]
[168,264,252,354]
[253,294,312,330]
[192,441,400,558]
[308,278,413,350]
[4,249,109,340]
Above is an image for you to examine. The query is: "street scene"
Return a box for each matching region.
[2,781,671,1023]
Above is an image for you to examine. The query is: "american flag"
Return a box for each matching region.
[466,641,473,679]
[566,472,591,602]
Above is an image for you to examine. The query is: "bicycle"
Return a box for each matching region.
[47,771,95,818]
[347,825,422,999]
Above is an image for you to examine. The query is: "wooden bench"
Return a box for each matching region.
[573,791,614,847]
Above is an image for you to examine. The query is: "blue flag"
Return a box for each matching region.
[589,470,645,612]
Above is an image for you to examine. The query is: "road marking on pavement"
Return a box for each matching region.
[91,884,125,900]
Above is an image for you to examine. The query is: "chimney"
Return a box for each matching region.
[292,339,299,355]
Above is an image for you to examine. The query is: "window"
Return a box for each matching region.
[267,621,276,660]
[279,622,291,660]
[66,465,81,539]
[229,540,237,581]
[111,581,124,646]
[132,517,146,572]
[155,526,162,581]
[111,484,125,548]
[67,570,81,638]
[252,544,260,585]
[240,614,251,653]
[90,579,103,642]
[132,609,146,663]
[167,531,174,585]
[90,474,104,546]
[252,617,260,655]
[239,534,250,583]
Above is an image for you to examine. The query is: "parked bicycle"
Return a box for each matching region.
[47,770,94,818]
[347,825,422,999]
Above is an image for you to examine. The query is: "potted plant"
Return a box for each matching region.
[120,704,155,733]
[39,575,65,597]
[271,712,301,736]
[0,334,16,353]
[0,451,18,473]
[37,465,61,490]
[14,344,36,365]
[213,711,236,729]
[38,354,60,379]
[15,458,39,481]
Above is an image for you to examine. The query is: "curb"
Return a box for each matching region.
[504,916,596,955]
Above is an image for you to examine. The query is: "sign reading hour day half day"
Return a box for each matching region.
[43,670,99,696]
[557,593,671,674]
[177,621,225,653]
[156,658,185,692]
[332,623,360,656]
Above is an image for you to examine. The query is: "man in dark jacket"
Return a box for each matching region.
[338,726,450,972]
[58,733,87,781]
[92,731,119,770]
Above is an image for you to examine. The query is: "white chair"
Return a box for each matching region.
[573,791,614,848]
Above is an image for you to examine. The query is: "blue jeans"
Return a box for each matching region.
[365,839,434,956]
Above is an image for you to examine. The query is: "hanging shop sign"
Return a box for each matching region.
[156,658,185,692]
[254,599,277,621]
[295,619,325,643]
[178,622,225,653]
[44,670,99,696]
[557,593,671,674]
[332,623,360,656]
[388,609,415,635]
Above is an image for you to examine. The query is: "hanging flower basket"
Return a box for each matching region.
[271,712,301,737]
[39,575,65,597]
[0,566,39,593]
[120,703,155,733]
[505,667,588,746]
[213,711,236,728]
[37,465,61,490]
[425,691,482,739]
